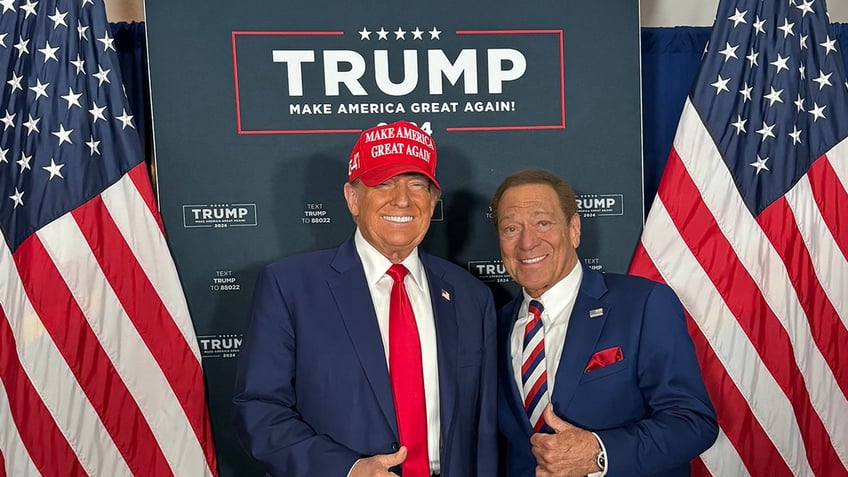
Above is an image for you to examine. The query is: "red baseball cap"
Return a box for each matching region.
[348,121,440,190]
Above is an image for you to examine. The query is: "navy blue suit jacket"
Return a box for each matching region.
[234,237,498,476]
[498,265,717,476]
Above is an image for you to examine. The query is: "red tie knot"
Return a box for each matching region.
[387,264,410,283]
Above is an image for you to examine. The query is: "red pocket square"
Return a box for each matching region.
[584,346,623,372]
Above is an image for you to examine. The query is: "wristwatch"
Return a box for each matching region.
[596,447,607,472]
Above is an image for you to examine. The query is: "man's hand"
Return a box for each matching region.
[530,404,600,477]
[349,446,407,477]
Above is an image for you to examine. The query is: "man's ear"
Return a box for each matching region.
[343,182,359,218]
[569,214,581,249]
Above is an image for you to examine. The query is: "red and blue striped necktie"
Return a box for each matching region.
[522,300,548,432]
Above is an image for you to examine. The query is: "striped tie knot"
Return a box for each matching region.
[522,299,548,432]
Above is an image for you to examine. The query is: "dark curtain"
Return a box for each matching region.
[112,22,848,204]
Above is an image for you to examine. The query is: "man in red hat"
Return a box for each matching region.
[233,121,497,477]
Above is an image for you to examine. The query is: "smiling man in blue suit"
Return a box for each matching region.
[233,121,497,477]
[491,169,717,477]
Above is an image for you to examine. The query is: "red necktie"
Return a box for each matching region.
[386,264,429,477]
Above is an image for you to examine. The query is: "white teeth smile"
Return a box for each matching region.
[521,256,545,264]
[382,215,413,223]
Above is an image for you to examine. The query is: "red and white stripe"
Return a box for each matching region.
[630,99,848,477]
[0,163,218,476]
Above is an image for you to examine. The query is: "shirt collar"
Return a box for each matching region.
[354,228,426,292]
[522,262,583,319]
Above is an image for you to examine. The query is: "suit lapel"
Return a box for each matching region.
[499,296,535,435]
[421,255,458,444]
[552,266,609,412]
[328,238,397,432]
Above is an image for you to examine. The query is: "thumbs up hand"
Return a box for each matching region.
[529,404,602,477]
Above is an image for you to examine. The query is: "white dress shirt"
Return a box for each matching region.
[355,229,441,474]
[510,264,582,396]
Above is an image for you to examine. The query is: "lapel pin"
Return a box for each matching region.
[441,289,451,301]
[589,308,603,318]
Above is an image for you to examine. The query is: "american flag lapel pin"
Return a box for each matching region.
[441,289,451,301]
[589,308,603,318]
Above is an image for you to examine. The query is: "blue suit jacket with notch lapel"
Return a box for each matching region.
[233,236,498,476]
[498,264,718,477]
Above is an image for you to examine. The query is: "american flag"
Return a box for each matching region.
[630,0,848,476]
[0,0,218,476]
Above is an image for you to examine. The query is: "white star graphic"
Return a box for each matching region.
[731,115,747,134]
[48,7,67,29]
[71,54,85,74]
[17,152,32,171]
[22,114,39,135]
[719,42,739,62]
[37,41,59,63]
[29,79,49,100]
[77,21,89,40]
[116,109,135,129]
[728,8,747,27]
[13,37,30,55]
[710,74,730,94]
[778,18,795,38]
[739,83,753,102]
[429,27,441,40]
[86,136,101,155]
[82,0,93,6]
[97,32,115,52]
[795,93,805,112]
[770,54,790,74]
[0,0,16,13]
[52,124,73,145]
[89,102,107,123]
[813,70,832,89]
[799,64,806,80]
[808,102,826,122]
[20,0,37,18]
[756,121,776,141]
[788,126,802,145]
[0,33,6,48]
[750,155,769,174]
[753,16,766,34]
[358,27,371,40]
[42,158,64,180]
[820,36,837,56]
[9,188,24,208]
[7,73,22,92]
[376,27,389,40]
[1,110,15,130]
[60,87,82,109]
[393,27,407,40]
[746,48,759,67]
[0,147,7,163]
[93,65,111,86]
[411,27,424,40]
[799,34,809,50]
[763,86,784,106]
[795,0,814,16]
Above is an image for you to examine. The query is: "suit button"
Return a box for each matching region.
[391,442,399,452]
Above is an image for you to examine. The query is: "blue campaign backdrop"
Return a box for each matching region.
[115,23,848,215]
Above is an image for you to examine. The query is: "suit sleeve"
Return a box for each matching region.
[596,283,718,476]
[232,266,360,476]
[476,288,500,476]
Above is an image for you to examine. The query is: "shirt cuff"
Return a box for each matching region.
[589,431,608,477]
